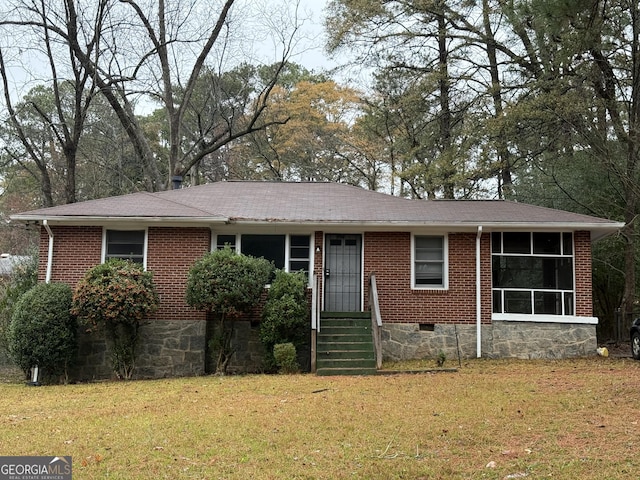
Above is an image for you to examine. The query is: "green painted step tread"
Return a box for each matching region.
[316,368,378,376]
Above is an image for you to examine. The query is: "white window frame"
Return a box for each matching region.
[491,231,579,321]
[411,233,448,290]
[213,233,237,251]
[286,234,312,274]
[212,233,313,276]
[102,227,148,270]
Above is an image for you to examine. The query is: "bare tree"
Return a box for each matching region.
[0,0,305,192]
[0,0,101,206]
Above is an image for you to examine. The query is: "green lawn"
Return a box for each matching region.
[0,357,638,479]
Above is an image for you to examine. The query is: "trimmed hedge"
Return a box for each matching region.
[260,270,309,372]
[186,247,273,374]
[71,259,159,379]
[8,282,76,382]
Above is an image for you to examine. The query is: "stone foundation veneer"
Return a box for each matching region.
[68,320,596,381]
[135,320,207,378]
[381,322,598,361]
[71,319,207,381]
[70,319,298,380]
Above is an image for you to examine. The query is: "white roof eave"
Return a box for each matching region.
[11,215,624,239]
[10,215,229,226]
[225,219,625,237]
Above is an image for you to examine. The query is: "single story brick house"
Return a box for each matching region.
[12,181,623,378]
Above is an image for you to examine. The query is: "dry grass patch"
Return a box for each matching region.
[0,357,638,479]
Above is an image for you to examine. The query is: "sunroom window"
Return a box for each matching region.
[492,232,574,316]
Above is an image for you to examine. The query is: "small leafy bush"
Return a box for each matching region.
[71,259,159,379]
[186,247,273,374]
[273,342,298,374]
[186,247,273,316]
[260,270,308,371]
[436,350,446,368]
[8,282,76,382]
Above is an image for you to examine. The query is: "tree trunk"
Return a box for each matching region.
[483,0,513,199]
[437,6,454,199]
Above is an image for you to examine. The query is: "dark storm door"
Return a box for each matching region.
[324,234,362,311]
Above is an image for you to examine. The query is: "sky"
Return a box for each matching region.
[290,0,336,71]
[258,0,339,73]
[276,0,368,87]
[0,0,351,117]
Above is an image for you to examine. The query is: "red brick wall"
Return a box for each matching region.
[479,232,493,321]
[39,226,103,284]
[574,231,593,316]
[363,231,492,324]
[39,225,211,322]
[39,226,593,325]
[360,230,593,324]
[146,227,211,321]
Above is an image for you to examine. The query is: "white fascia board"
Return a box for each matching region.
[474,221,625,231]
[12,216,623,237]
[227,219,624,233]
[11,215,229,227]
[466,222,624,241]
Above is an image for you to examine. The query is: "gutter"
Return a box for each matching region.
[12,215,229,225]
[476,225,482,358]
[43,220,54,284]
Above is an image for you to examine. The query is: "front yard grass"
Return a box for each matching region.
[0,357,638,479]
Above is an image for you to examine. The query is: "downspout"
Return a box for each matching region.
[43,220,54,284]
[476,225,483,358]
[31,219,54,386]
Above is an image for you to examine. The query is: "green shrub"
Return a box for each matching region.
[260,270,308,371]
[0,253,38,356]
[71,259,159,379]
[8,282,76,383]
[186,247,273,374]
[273,343,298,374]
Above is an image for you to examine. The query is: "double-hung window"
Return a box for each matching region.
[492,232,574,316]
[412,235,447,289]
[104,230,146,265]
[288,235,311,273]
[215,235,237,251]
[213,234,311,275]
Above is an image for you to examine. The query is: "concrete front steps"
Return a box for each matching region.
[316,312,377,376]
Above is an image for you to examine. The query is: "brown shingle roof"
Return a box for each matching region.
[11,181,623,235]
[13,191,222,219]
